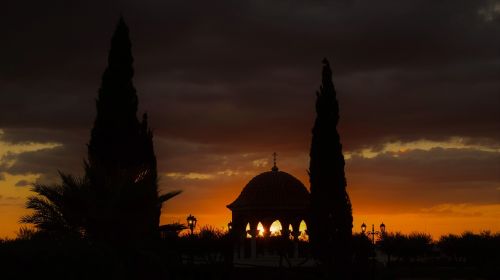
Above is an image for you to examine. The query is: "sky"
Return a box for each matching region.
[0,0,499,239]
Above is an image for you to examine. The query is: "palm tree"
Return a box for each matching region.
[21,171,181,242]
[20,172,88,238]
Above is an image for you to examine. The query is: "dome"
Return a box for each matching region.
[227,168,309,211]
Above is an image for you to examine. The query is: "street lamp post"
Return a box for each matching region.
[187,214,197,235]
[361,222,386,244]
[361,222,386,280]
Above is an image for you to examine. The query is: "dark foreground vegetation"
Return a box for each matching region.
[1,229,499,279]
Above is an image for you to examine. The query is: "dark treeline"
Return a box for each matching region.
[1,228,499,279]
[378,231,500,265]
[352,231,500,279]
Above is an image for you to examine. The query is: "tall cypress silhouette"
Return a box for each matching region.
[309,59,353,274]
[86,17,159,242]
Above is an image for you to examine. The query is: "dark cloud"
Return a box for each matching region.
[0,128,88,185]
[14,180,30,187]
[348,148,500,185]
[418,204,484,218]
[347,148,500,212]
[1,1,498,148]
[0,195,22,206]
[0,1,498,215]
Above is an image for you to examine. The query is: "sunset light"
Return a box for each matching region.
[257,222,264,237]
[270,220,282,236]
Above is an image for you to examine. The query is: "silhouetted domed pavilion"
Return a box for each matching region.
[227,168,309,211]
[227,155,310,259]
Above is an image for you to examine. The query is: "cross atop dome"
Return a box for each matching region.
[272,152,278,172]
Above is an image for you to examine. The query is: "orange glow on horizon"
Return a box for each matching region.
[1,150,499,240]
[157,169,500,241]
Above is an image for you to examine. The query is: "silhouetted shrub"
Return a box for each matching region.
[438,231,500,266]
[175,226,231,265]
[352,233,372,278]
[379,232,433,263]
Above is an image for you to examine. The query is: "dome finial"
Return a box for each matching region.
[272,152,278,172]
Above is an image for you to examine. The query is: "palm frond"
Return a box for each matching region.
[20,172,88,235]
[21,196,66,231]
[30,184,64,207]
[159,222,187,232]
[158,190,182,204]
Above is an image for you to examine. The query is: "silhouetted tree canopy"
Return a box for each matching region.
[308,59,353,275]
[438,231,500,265]
[378,232,433,265]
[84,17,161,243]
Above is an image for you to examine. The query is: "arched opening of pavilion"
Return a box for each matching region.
[270,220,282,236]
[227,159,309,259]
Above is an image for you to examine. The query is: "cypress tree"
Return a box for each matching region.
[86,17,159,243]
[309,59,353,274]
